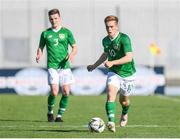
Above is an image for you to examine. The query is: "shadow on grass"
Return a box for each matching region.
[36,129,88,133]
[0,128,88,133]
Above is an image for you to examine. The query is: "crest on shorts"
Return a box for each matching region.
[59,34,65,40]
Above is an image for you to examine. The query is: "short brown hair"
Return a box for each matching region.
[104,15,118,24]
[48,9,60,16]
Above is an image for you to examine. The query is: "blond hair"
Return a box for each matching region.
[104,15,118,24]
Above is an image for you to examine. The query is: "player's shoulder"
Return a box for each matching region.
[102,35,110,42]
[120,32,130,40]
[61,27,72,33]
[40,28,52,38]
[120,32,129,38]
[41,28,52,34]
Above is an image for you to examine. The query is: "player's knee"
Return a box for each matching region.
[107,94,116,102]
[51,91,58,96]
[62,86,70,96]
[121,100,129,106]
[51,87,59,96]
[62,91,69,96]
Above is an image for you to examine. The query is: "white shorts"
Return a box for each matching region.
[48,68,75,86]
[107,72,136,96]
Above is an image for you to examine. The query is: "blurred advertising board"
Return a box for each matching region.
[0,66,165,95]
[0,68,50,95]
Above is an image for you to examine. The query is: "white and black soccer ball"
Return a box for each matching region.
[88,117,105,133]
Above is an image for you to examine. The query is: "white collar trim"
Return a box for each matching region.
[110,32,120,41]
[52,26,62,32]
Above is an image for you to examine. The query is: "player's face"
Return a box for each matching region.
[105,21,119,39]
[49,13,61,29]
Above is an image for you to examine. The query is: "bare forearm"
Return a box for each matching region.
[112,52,133,66]
[71,45,77,56]
[36,48,43,63]
[104,52,133,68]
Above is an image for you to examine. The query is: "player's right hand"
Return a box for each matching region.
[87,65,95,72]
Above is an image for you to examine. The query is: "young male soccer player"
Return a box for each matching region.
[36,9,77,122]
[87,15,136,132]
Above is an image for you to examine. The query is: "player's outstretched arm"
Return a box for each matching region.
[87,52,107,72]
[111,52,133,65]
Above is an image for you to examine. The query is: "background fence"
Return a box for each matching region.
[0,0,180,81]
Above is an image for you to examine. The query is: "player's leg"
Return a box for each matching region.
[105,72,120,132]
[106,84,119,132]
[47,68,59,122]
[119,79,135,127]
[119,94,130,127]
[55,69,75,122]
[55,84,70,122]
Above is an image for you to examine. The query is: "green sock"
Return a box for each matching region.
[48,94,56,113]
[105,102,116,122]
[122,105,130,115]
[58,95,69,116]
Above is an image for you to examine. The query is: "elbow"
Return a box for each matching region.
[73,46,78,55]
[128,57,133,62]
[74,47,78,55]
[126,53,133,62]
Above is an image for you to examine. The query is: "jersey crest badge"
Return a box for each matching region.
[59,34,65,40]
[113,44,119,50]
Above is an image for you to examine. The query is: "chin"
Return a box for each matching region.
[108,34,113,38]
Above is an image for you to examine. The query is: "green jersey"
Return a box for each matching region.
[39,27,76,69]
[102,32,136,77]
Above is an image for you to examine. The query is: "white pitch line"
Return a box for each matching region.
[126,125,180,128]
[155,95,180,103]
[0,124,180,128]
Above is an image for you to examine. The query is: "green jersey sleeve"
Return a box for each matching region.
[122,34,132,53]
[102,37,109,53]
[67,29,76,47]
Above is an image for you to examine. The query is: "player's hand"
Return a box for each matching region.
[36,55,40,63]
[87,65,95,72]
[104,61,113,68]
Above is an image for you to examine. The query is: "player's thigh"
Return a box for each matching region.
[50,84,59,96]
[106,72,121,102]
[59,69,75,86]
[107,84,119,102]
[48,68,59,85]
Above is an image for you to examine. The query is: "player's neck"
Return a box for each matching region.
[52,26,62,32]
[109,32,119,41]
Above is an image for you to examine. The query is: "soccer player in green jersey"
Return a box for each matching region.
[36,9,77,122]
[87,15,136,132]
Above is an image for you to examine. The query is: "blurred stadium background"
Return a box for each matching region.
[0,0,180,95]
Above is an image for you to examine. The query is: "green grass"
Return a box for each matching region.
[0,94,180,138]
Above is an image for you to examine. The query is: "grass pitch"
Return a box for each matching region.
[0,94,180,138]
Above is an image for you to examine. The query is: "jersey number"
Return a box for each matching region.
[54,39,58,46]
[109,49,116,57]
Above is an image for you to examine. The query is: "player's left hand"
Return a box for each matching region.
[104,61,113,68]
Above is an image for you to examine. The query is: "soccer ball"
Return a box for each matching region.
[88,117,105,133]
